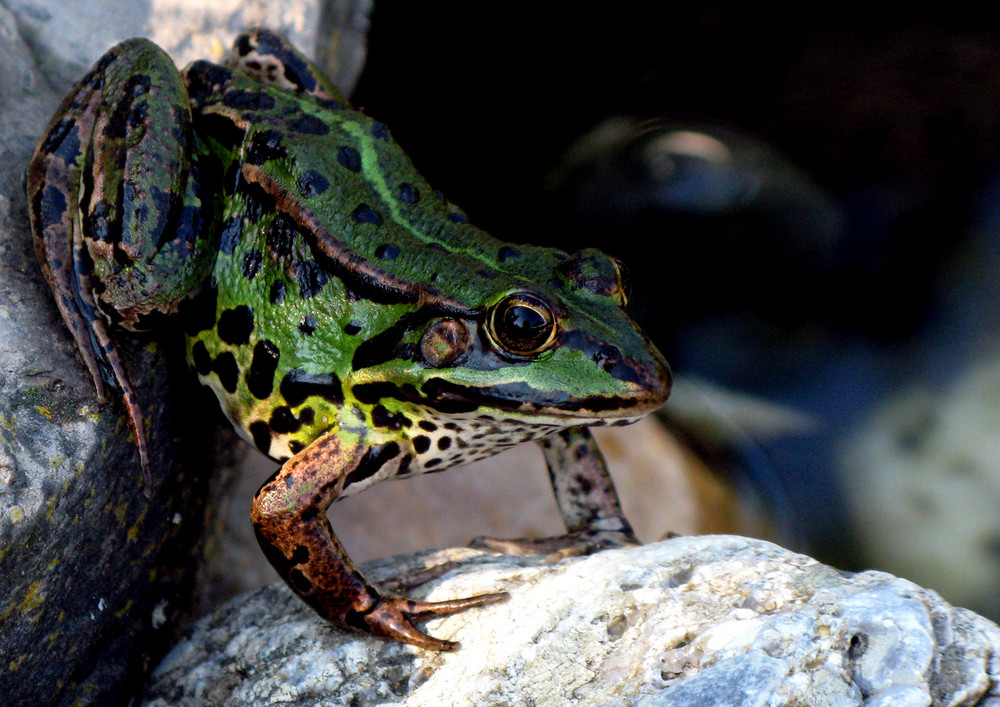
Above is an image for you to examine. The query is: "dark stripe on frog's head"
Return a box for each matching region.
[489,375,666,420]
[350,377,641,420]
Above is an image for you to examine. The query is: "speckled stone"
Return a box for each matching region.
[141,536,1000,706]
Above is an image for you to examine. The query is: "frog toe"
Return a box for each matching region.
[356,592,508,651]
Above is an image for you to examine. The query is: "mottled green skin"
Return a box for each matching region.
[27,30,671,650]
[183,56,669,467]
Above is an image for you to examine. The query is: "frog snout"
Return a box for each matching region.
[608,347,672,411]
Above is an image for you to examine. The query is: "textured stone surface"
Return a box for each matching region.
[0,7,220,706]
[142,536,1000,706]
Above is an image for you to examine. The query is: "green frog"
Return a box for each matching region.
[26,29,671,650]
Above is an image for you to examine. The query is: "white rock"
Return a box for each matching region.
[142,536,1000,706]
[840,356,1000,617]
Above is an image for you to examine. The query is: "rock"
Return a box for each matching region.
[840,356,1000,621]
[9,0,322,81]
[0,3,370,705]
[141,536,1000,706]
[0,7,221,706]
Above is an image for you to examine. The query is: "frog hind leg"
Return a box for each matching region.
[26,39,219,486]
[471,425,641,558]
[251,431,507,650]
[28,154,150,479]
[226,28,347,103]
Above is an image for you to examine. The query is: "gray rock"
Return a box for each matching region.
[0,7,222,706]
[141,536,1000,706]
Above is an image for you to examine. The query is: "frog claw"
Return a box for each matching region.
[358,592,509,651]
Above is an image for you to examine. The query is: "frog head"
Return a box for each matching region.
[351,247,671,432]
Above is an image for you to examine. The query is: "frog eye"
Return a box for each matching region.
[488,292,558,357]
[610,257,632,307]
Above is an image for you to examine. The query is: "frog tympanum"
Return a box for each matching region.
[26,29,671,650]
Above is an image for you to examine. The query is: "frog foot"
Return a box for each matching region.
[356,592,509,651]
[469,529,640,561]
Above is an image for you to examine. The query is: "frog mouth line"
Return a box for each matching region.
[351,376,669,419]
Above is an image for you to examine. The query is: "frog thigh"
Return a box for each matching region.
[82,39,218,330]
[226,28,347,102]
[32,38,218,332]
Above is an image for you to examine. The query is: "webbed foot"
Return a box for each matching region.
[355,592,509,651]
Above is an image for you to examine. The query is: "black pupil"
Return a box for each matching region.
[505,305,546,336]
[492,294,555,355]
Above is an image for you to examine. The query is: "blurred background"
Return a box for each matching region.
[216,3,1000,624]
[354,3,1000,615]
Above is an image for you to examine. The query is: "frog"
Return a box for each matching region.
[25,29,672,650]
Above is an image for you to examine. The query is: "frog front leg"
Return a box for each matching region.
[251,431,507,650]
[26,39,219,483]
[473,425,640,557]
